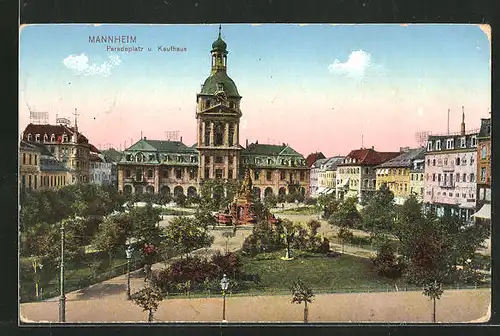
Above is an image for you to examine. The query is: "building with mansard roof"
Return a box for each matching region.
[336,147,400,203]
[116,27,309,199]
[423,110,478,221]
[375,147,426,205]
[21,119,95,185]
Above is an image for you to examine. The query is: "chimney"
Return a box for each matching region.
[246,139,249,147]
[180,136,183,143]
[143,137,146,140]
[371,146,374,150]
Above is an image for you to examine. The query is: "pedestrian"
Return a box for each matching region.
[144,263,151,282]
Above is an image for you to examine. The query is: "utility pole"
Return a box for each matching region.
[59,220,66,322]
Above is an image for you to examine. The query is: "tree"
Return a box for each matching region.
[423,280,444,323]
[371,240,403,279]
[290,277,315,323]
[92,213,134,257]
[164,216,214,259]
[361,184,396,240]
[278,219,299,259]
[263,193,278,209]
[131,283,163,322]
[329,197,361,253]
[317,193,338,219]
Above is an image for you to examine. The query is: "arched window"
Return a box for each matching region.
[214,123,224,146]
[50,134,55,142]
[456,157,460,165]
[43,134,48,142]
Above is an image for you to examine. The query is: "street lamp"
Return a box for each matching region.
[125,245,134,300]
[59,220,66,323]
[220,274,229,322]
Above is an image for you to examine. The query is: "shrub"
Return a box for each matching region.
[211,251,243,278]
[168,256,218,284]
[371,242,403,279]
[304,197,317,205]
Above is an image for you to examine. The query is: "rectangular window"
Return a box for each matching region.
[147,169,153,178]
[175,168,182,179]
[29,154,32,165]
[267,171,272,181]
[470,173,475,183]
[300,171,305,181]
[432,173,436,182]
[163,170,169,178]
[28,175,32,189]
[460,137,466,148]
[190,169,196,180]
[34,175,38,189]
[481,168,486,182]
[125,169,131,178]
[471,136,477,147]
[205,156,210,165]
[438,174,441,182]
[204,125,210,145]
[228,124,235,147]
[427,141,433,151]
[190,156,196,163]
[135,170,143,182]
[215,156,223,164]
[254,170,260,180]
[215,169,223,179]
[228,169,233,179]
[435,140,441,150]
[22,153,26,165]
[204,168,210,179]
[456,173,460,182]
[481,146,487,159]
[228,156,233,164]
[280,171,285,180]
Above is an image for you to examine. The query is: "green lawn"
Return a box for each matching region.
[239,250,401,294]
[274,206,319,215]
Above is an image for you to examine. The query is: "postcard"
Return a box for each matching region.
[18,23,491,324]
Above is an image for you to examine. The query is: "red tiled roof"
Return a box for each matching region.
[89,153,103,162]
[341,148,400,165]
[89,144,100,153]
[306,152,326,167]
[22,123,89,144]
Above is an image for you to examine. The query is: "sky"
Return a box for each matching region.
[19,24,491,157]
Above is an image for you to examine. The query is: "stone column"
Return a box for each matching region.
[201,121,206,146]
[154,166,160,194]
[209,122,214,146]
[224,122,229,146]
[236,122,240,146]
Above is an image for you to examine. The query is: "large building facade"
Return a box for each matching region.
[474,117,491,221]
[116,28,309,198]
[21,121,93,184]
[375,147,425,205]
[423,113,478,221]
[336,147,400,203]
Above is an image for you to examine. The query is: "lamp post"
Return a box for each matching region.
[125,245,134,300]
[59,220,66,323]
[220,274,229,322]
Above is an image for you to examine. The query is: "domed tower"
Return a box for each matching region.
[196,25,242,181]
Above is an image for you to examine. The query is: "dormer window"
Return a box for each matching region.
[217,83,224,91]
[190,156,196,163]
[267,158,272,165]
[446,138,454,150]
[27,134,32,141]
[126,154,132,161]
[149,154,155,161]
[35,134,40,142]
[435,140,441,150]
[136,153,143,162]
[427,141,433,151]
[50,134,55,142]
[460,137,466,148]
[43,134,48,142]
[471,135,477,147]
[62,134,68,142]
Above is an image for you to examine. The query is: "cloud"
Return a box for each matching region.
[62,53,121,77]
[328,50,374,79]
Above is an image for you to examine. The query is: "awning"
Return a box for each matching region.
[316,187,326,194]
[472,204,491,219]
[326,188,335,194]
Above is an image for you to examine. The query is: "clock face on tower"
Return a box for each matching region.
[215,91,227,104]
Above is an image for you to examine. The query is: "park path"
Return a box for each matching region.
[20,288,491,323]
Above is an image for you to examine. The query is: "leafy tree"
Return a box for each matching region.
[249,198,270,222]
[263,193,278,209]
[361,184,396,240]
[173,193,187,207]
[423,280,444,323]
[131,284,163,322]
[279,219,299,259]
[92,213,134,255]
[329,197,361,252]
[211,251,243,279]
[290,277,315,323]
[371,240,403,279]
[164,216,214,258]
[130,204,163,247]
[317,193,338,219]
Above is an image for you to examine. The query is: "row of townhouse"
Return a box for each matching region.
[308,111,491,223]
